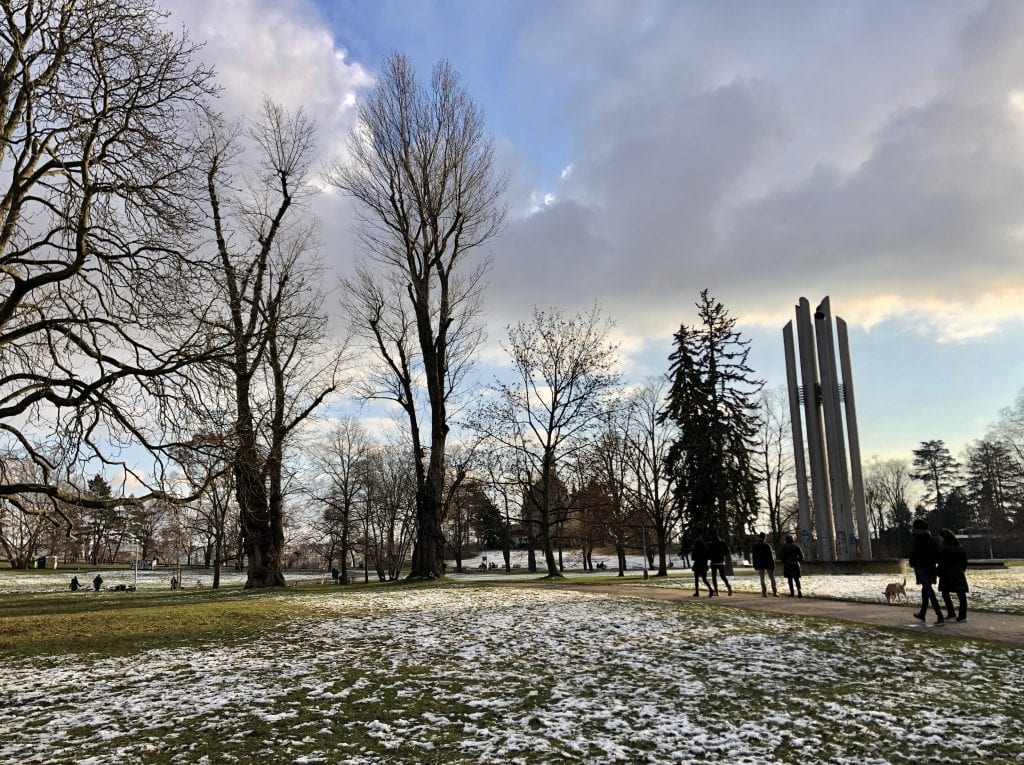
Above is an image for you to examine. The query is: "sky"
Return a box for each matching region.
[164,0,1024,462]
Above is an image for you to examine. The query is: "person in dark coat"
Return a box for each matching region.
[779,534,804,597]
[70,576,81,592]
[92,574,103,591]
[689,538,714,597]
[909,518,944,623]
[937,528,969,622]
[707,528,732,596]
[752,532,778,597]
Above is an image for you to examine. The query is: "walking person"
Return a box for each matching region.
[937,528,969,622]
[909,518,944,624]
[752,532,779,597]
[70,576,81,592]
[779,534,804,597]
[707,528,732,596]
[92,574,103,591]
[689,537,714,597]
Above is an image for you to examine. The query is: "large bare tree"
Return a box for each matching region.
[201,100,342,588]
[0,0,217,524]
[328,53,506,579]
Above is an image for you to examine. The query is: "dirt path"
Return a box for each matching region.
[548,583,1024,647]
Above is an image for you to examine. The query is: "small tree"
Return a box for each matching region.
[755,387,797,547]
[470,306,621,578]
[621,378,681,576]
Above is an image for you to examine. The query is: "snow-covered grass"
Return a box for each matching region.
[647,568,1024,614]
[2,585,1022,764]
[0,567,328,595]
[6,559,1024,612]
[448,553,1024,614]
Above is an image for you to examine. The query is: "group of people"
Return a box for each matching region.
[909,518,970,623]
[688,520,970,623]
[69,574,103,592]
[687,530,807,598]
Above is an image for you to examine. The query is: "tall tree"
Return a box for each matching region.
[470,306,621,578]
[201,100,341,588]
[964,439,1022,534]
[662,290,764,553]
[0,0,216,522]
[911,440,961,516]
[328,53,507,579]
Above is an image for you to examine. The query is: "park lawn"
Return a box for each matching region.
[2,584,1022,764]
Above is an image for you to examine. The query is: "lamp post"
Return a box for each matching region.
[641,522,649,581]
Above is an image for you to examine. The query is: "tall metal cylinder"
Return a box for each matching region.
[796,298,835,561]
[783,321,813,558]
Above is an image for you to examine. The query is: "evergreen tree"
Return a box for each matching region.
[911,440,961,516]
[661,291,763,551]
[965,439,1023,533]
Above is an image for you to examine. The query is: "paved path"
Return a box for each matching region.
[549,583,1024,647]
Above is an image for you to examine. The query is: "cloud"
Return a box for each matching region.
[485,0,1024,345]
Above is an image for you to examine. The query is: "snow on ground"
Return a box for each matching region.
[2,587,1022,764]
[6,558,1024,613]
[448,552,1024,614]
[0,568,328,595]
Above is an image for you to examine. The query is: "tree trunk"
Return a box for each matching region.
[655,527,669,577]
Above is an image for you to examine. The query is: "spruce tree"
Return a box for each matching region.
[662,291,764,550]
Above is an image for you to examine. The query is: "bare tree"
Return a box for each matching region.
[309,416,373,584]
[470,306,621,578]
[621,377,681,576]
[0,0,218,523]
[361,442,417,581]
[864,457,919,556]
[328,53,507,579]
[755,387,797,547]
[199,99,343,588]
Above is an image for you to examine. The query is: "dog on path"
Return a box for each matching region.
[883,577,907,603]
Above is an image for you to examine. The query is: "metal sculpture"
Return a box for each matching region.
[783,297,872,561]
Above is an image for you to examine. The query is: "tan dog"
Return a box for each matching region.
[883,577,907,603]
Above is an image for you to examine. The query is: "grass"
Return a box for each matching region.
[2,582,1023,764]
[0,588,299,656]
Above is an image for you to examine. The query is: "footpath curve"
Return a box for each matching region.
[547,583,1024,647]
